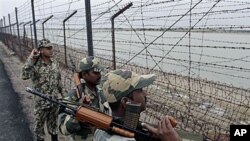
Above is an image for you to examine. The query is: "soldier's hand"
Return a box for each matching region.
[29,49,40,59]
[83,95,93,105]
[66,117,81,133]
[142,115,180,141]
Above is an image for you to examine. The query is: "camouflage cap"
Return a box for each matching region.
[77,56,104,73]
[102,69,156,103]
[38,38,53,49]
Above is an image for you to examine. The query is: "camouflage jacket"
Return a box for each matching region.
[22,57,63,108]
[59,85,111,141]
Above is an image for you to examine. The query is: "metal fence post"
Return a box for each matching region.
[63,10,77,66]
[15,7,21,53]
[85,0,93,56]
[3,16,7,44]
[111,3,133,70]
[3,16,6,34]
[8,14,13,50]
[0,19,2,33]
[42,15,53,39]
[12,23,16,36]
[31,0,38,49]
[8,14,12,35]
[23,21,31,48]
[11,23,17,50]
[0,19,2,42]
[30,19,40,48]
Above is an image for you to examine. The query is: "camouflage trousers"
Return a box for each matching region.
[34,106,58,140]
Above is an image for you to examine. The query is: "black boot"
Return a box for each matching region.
[51,134,58,141]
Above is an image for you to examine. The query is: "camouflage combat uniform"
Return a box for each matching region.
[59,56,110,141]
[93,69,156,141]
[22,39,63,141]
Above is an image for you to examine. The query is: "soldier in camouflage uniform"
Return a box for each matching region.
[59,56,110,141]
[22,38,63,141]
[94,69,180,141]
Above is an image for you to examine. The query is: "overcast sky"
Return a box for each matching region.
[1,0,250,27]
[0,0,28,18]
[0,0,114,18]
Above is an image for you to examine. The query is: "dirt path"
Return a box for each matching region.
[0,53,33,140]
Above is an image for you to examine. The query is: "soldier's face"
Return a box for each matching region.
[129,88,148,112]
[40,47,53,57]
[83,70,101,85]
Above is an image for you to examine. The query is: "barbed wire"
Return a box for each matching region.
[1,0,250,140]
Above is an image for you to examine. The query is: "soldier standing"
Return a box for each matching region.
[59,56,110,141]
[22,38,63,141]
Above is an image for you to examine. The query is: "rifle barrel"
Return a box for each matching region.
[25,87,76,115]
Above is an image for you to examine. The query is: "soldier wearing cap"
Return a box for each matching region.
[59,56,110,141]
[94,69,180,141]
[22,38,63,141]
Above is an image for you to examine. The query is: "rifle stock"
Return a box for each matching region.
[73,73,81,85]
[25,87,177,139]
[68,55,83,99]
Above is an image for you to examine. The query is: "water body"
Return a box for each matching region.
[28,29,250,89]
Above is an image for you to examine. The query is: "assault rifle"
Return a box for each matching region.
[25,87,177,139]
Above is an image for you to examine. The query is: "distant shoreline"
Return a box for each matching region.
[109,28,250,34]
[43,27,250,34]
